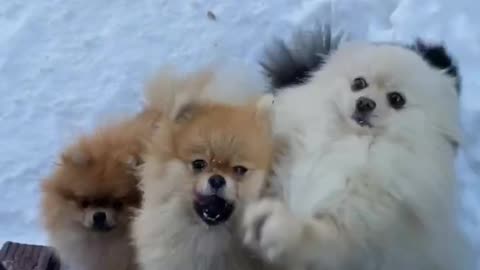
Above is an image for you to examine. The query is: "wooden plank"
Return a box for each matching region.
[0,242,61,270]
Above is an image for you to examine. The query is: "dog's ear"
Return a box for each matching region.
[255,94,275,119]
[411,39,461,93]
[145,67,213,123]
[61,146,91,167]
[123,154,145,181]
[171,102,201,123]
[124,154,143,168]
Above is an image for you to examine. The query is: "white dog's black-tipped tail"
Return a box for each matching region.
[261,24,345,92]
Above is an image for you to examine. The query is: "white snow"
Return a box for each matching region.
[0,0,478,267]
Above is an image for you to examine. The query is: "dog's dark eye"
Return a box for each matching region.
[387,92,406,109]
[192,159,208,172]
[112,201,123,210]
[232,166,248,176]
[351,77,368,91]
[80,199,89,209]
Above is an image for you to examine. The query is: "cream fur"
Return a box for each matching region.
[243,42,475,270]
[132,68,277,270]
[49,226,135,270]
[133,160,272,270]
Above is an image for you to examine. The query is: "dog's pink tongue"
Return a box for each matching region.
[195,194,211,204]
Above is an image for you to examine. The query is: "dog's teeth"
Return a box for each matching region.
[203,212,217,221]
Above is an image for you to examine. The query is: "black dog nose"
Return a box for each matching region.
[208,175,226,190]
[356,97,376,113]
[93,212,106,225]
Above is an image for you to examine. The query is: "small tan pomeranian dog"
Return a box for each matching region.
[41,109,161,270]
[132,68,279,270]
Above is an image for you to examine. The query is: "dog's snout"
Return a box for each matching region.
[85,210,115,232]
[356,97,376,113]
[93,211,106,225]
[208,174,226,190]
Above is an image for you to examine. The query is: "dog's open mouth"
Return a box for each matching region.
[351,114,373,128]
[91,224,114,233]
[194,195,234,226]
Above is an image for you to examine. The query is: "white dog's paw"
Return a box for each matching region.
[243,199,304,263]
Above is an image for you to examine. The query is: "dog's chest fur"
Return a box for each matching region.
[283,132,373,214]
[144,223,270,270]
[135,202,275,270]
[50,228,135,270]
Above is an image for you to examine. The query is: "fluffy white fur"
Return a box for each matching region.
[49,228,135,270]
[243,42,474,269]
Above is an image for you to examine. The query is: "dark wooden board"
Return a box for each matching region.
[0,242,61,270]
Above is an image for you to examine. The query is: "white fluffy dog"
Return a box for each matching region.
[242,26,475,270]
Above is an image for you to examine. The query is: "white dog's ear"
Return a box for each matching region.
[411,39,461,94]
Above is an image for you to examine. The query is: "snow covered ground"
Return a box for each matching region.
[0,0,478,266]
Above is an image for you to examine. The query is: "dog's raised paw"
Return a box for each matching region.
[242,199,303,263]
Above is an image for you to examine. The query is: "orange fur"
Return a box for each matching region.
[142,101,274,206]
[155,102,272,169]
[41,108,162,270]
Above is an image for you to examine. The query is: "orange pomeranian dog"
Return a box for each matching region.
[41,109,161,270]
[132,69,279,270]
